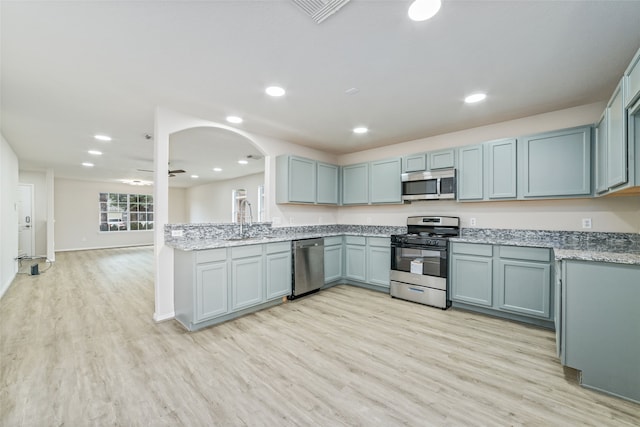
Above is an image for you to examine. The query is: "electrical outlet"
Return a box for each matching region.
[171,229,184,237]
[289,217,294,224]
[582,218,592,229]
[470,218,477,227]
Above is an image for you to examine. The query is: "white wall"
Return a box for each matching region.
[18,171,48,256]
[168,187,187,223]
[186,173,264,223]
[54,178,154,251]
[1,135,19,299]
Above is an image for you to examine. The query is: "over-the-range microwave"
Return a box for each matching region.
[401,168,456,201]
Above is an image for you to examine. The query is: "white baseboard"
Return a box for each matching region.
[56,243,153,252]
[153,311,175,322]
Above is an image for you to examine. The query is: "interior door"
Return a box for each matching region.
[17,183,35,258]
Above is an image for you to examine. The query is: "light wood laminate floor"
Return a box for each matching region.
[1,246,638,426]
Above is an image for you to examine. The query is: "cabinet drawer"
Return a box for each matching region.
[499,246,551,262]
[451,242,493,257]
[344,235,366,245]
[266,241,291,254]
[196,248,227,264]
[231,244,263,259]
[324,236,343,246]
[368,236,390,247]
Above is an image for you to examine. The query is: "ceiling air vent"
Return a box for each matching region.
[291,0,351,24]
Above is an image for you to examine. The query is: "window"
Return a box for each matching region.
[99,192,154,232]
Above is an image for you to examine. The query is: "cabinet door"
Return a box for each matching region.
[428,149,455,170]
[519,126,591,197]
[342,163,369,205]
[370,158,401,204]
[403,153,427,172]
[195,261,228,321]
[277,156,316,204]
[595,112,609,194]
[486,139,517,199]
[231,256,264,310]
[607,80,627,189]
[324,244,343,284]
[497,259,551,319]
[266,251,291,300]
[457,144,484,200]
[367,245,390,287]
[344,244,366,281]
[625,46,640,107]
[450,255,493,306]
[316,162,339,205]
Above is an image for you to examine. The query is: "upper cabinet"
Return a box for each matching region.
[605,80,628,190]
[276,155,340,205]
[594,111,608,195]
[486,139,517,199]
[402,153,427,173]
[370,158,402,204]
[457,144,484,200]
[518,126,591,198]
[428,149,456,170]
[343,158,402,205]
[624,46,640,107]
[276,155,316,204]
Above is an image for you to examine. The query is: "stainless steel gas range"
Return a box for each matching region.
[389,216,460,309]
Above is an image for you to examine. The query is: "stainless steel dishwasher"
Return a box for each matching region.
[290,238,324,299]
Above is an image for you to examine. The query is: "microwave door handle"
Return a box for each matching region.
[436,177,441,196]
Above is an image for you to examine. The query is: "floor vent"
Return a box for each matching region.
[291,0,351,24]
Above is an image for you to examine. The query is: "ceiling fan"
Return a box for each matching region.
[137,167,186,177]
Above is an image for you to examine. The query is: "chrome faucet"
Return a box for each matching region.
[239,199,253,236]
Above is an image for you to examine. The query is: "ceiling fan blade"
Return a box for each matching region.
[168,173,176,177]
[137,168,154,173]
[168,169,186,174]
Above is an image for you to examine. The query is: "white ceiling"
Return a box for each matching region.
[2,1,640,188]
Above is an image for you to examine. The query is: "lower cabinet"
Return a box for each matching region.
[561,260,640,402]
[324,236,343,284]
[343,235,390,289]
[231,245,264,311]
[174,241,291,331]
[450,242,553,326]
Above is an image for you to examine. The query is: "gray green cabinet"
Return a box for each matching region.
[457,144,484,200]
[451,242,553,327]
[174,242,289,331]
[624,45,640,107]
[402,153,427,172]
[276,155,316,204]
[342,163,369,205]
[344,235,367,281]
[594,112,608,194]
[316,161,340,205]
[561,260,640,402]
[428,148,455,170]
[496,246,551,319]
[194,250,229,322]
[324,236,343,284]
[518,126,591,198]
[606,79,627,190]
[486,138,517,199]
[230,245,264,310]
[370,158,401,203]
[366,237,391,288]
[265,242,292,300]
[450,243,493,306]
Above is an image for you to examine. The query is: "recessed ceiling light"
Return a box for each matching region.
[88,150,102,156]
[465,93,487,103]
[94,134,111,141]
[408,0,442,22]
[353,127,368,134]
[82,162,94,167]
[265,86,286,97]
[213,167,222,172]
[226,116,243,124]
[122,179,152,186]
[190,175,199,179]
[238,159,249,165]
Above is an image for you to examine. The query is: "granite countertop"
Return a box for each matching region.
[165,224,402,252]
[451,229,640,266]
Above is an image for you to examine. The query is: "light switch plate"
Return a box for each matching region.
[171,229,184,237]
[582,218,592,229]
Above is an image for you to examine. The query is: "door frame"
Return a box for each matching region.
[18,183,36,258]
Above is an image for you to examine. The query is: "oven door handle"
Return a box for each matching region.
[408,287,425,293]
[391,244,446,251]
